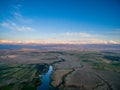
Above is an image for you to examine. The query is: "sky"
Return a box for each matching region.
[0,0,120,44]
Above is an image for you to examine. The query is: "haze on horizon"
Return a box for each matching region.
[0,0,120,44]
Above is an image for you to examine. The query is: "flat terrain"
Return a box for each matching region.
[0,49,120,90]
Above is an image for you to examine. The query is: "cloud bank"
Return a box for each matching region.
[0,39,119,44]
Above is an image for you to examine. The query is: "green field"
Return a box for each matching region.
[0,64,48,90]
[75,51,120,73]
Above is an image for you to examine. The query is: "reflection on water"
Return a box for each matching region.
[37,65,53,90]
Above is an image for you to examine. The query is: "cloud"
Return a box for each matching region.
[0,40,13,44]
[0,2,34,32]
[0,39,119,44]
[106,29,120,35]
[12,2,32,23]
[112,29,120,34]
[13,12,33,23]
[0,22,34,31]
[107,40,119,44]
[13,4,22,10]
[61,32,92,37]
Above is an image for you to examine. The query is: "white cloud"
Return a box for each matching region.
[0,3,34,32]
[107,40,119,44]
[0,40,13,44]
[13,12,33,23]
[106,29,120,35]
[0,22,34,31]
[0,2,34,32]
[112,29,120,34]
[61,32,92,37]
[0,39,119,44]
[12,3,33,24]
[13,4,22,10]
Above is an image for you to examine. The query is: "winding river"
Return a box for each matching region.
[37,65,55,90]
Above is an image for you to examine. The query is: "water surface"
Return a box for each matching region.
[37,65,53,90]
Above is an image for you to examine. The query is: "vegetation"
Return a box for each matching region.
[76,51,120,73]
[0,64,48,90]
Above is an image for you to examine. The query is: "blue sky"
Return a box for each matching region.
[0,0,120,44]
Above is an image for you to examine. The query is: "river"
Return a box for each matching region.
[37,65,55,90]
